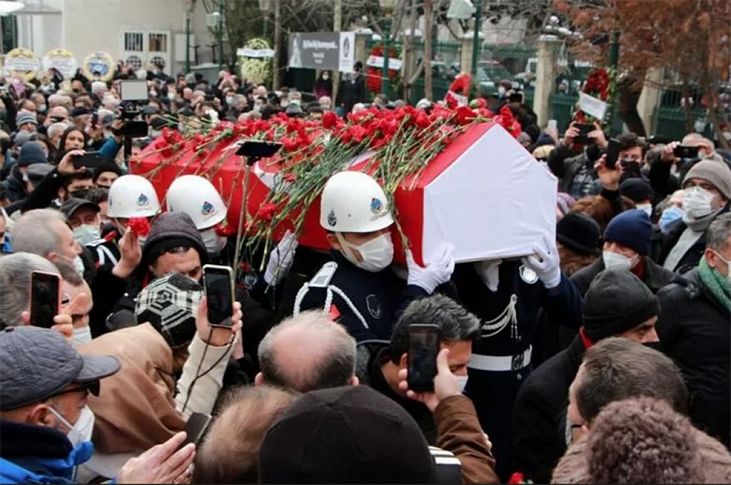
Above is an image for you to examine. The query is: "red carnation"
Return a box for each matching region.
[214,221,236,237]
[258,203,277,222]
[128,217,150,237]
[322,111,340,129]
[445,92,459,109]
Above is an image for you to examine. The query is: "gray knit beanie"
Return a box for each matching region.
[684,160,731,199]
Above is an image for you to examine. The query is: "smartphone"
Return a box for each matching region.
[605,138,622,170]
[73,151,108,170]
[235,140,282,165]
[182,412,212,448]
[673,145,700,159]
[547,119,557,131]
[30,271,60,328]
[573,123,595,144]
[120,120,149,138]
[407,324,441,392]
[203,264,234,328]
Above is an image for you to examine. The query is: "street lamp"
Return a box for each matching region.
[379,0,397,98]
[258,0,271,38]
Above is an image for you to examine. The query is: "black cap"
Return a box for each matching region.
[60,197,100,220]
[71,106,91,117]
[0,326,120,410]
[557,212,602,256]
[142,212,208,266]
[93,162,124,181]
[620,178,654,204]
[582,269,660,342]
[259,386,434,483]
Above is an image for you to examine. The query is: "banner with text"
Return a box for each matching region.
[288,32,355,73]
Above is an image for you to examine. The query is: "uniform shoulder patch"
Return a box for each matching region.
[309,261,339,288]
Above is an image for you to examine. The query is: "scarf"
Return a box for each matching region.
[698,256,731,311]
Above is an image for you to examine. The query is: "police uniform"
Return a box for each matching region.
[452,260,582,480]
[294,251,427,342]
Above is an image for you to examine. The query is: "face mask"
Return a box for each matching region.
[602,250,636,271]
[683,186,715,221]
[455,374,469,393]
[73,224,101,245]
[711,250,731,285]
[636,203,652,218]
[72,326,92,345]
[167,92,175,100]
[201,227,227,255]
[68,255,85,276]
[38,104,47,113]
[49,405,95,447]
[337,232,394,272]
[226,96,234,105]
[498,86,506,95]
[322,73,330,80]
[70,189,90,200]
[660,206,685,234]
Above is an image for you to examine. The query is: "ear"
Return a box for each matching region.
[399,353,408,369]
[325,233,341,251]
[46,252,62,264]
[350,375,359,387]
[254,372,264,387]
[705,248,719,269]
[28,404,55,428]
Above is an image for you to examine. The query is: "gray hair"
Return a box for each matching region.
[47,122,69,140]
[706,213,731,251]
[390,294,480,364]
[0,252,60,328]
[258,311,356,392]
[10,209,67,258]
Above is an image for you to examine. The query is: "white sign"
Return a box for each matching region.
[578,91,608,121]
[338,32,355,74]
[287,32,356,73]
[237,48,275,58]
[366,55,403,71]
[42,49,78,79]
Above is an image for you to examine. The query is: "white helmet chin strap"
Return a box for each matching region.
[335,232,362,265]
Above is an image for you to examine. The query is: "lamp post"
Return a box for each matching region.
[258,0,271,38]
[471,0,482,79]
[217,0,224,69]
[379,0,397,99]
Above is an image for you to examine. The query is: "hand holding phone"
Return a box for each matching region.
[72,151,108,170]
[203,265,234,328]
[673,145,700,159]
[572,123,595,145]
[604,138,622,170]
[182,412,212,448]
[407,324,440,392]
[30,271,60,328]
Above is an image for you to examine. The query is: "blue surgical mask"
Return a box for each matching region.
[659,206,685,234]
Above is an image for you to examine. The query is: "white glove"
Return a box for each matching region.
[264,230,298,285]
[407,243,456,294]
[474,259,502,292]
[522,233,562,289]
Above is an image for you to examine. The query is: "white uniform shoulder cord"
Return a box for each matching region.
[96,245,119,267]
[479,294,519,340]
[294,283,370,330]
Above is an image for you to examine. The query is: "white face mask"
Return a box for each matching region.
[64,255,85,277]
[602,250,636,271]
[711,250,731,285]
[322,73,330,80]
[455,374,469,393]
[635,203,653,218]
[49,405,95,447]
[337,232,394,272]
[167,92,176,100]
[72,326,92,346]
[73,224,101,246]
[682,186,715,221]
[226,96,234,105]
[201,227,227,255]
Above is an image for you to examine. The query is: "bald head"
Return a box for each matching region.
[256,311,357,392]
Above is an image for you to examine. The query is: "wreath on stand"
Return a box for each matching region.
[573,67,615,124]
[366,43,401,95]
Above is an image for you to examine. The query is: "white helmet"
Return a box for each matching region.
[320,171,394,233]
[107,174,161,218]
[166,175,227,230]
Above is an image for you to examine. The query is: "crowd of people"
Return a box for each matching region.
[0,60,730,485]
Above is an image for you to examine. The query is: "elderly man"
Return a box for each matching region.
[10,209,82,271]
[657,213,731,447]
[656,160,731,273]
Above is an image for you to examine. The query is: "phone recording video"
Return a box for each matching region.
[673,145,700,159]
[182,412,212,448]
[30,271,60,328]
[203,265,234,328]
[407,324,440,392]
[572,123,595,145]
[605,138,622,170]
[72,151,108,170]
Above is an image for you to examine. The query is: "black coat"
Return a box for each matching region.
[511,336,584,482]
[657,268,731,447]
[571,257,676,296]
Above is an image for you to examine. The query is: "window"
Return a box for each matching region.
[149,33,167,53]
[124,32,144,52]
[126,55,142,70]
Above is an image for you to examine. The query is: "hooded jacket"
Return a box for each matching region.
[0,419,94,484]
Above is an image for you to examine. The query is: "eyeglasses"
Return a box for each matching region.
[48,382,99,399]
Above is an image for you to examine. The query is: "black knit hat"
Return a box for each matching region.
[582,269,660,342]
[557,212,602,256]
[259,386,435,483]
[620,178,654,203]
[142,212,208,266]
[17,141,47,167]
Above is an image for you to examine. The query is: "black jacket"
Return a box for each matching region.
[297,251,427,342]
[656,268,731,447]
[512,336,585,482]
[571,257,676,296]
[0,165,26,203]
[452,261,583,357]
